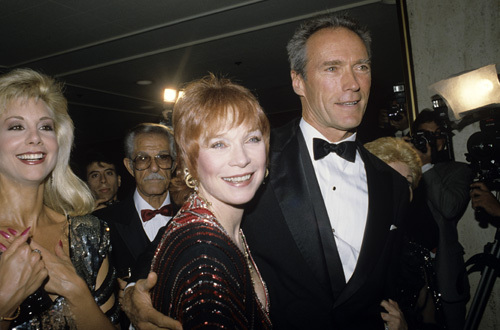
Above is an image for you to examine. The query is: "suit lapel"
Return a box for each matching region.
[269,121,343,297]
[335,144,396,304]
[114,195,151,260]
[297,131,347,298]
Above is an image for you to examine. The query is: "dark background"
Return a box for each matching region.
[0,0,406,195]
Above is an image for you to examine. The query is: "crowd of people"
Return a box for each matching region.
[0,11,493,330]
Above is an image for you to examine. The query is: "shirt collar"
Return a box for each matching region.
[133,188,171,212]
[299,118,357,161]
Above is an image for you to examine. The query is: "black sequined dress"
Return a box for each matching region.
[396,237,444,329]
[151,194,272,329]
[7,214,120,329]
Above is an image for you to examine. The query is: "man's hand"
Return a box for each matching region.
[121,272,182,330]
[470,182,500,218]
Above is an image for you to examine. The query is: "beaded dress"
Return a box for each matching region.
[396,237,444,329]
[151,194,271,329]
[6,214,120,329]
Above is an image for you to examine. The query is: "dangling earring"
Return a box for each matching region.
[262,168,269,185]
[184,168,198,191]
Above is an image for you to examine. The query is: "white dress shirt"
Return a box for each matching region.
[300,119,369,281]
[133,189,172,241]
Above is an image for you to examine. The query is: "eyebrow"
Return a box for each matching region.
[136,151,170,156]
[322,58,371,66]
[88,168,115,175]
[5,116,54,121]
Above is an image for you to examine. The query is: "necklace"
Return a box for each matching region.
[193,193,270,314]
[240,230,270,314]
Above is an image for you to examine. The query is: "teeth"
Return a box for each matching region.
[341,101,358,105]
[17,153,44,161]
[223,174,251,183]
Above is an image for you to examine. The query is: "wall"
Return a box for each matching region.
[405,0,500,328]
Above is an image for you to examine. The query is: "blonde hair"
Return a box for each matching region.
[170,73,270,205]
[0,68,94,216]
[364,137,422,189]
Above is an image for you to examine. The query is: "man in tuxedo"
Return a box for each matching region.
[240,13,409,329]
[121,13,409,330]
[95,123,177,279]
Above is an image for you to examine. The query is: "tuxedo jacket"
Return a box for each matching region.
[94,193,177,278]
[242,119,410,329]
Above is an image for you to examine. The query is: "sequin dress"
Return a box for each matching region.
[7,214,120,329]
[151,194,272,329]
[396,237,444,329]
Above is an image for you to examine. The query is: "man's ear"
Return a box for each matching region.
[123,158,135,177]
[291,70,305,97]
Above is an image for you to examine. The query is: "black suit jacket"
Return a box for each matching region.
[94,193,163,278]
[423,161,472,329]
[243,119,410,329]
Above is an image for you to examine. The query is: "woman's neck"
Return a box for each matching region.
[0,181,47,230]
[198,193,244,247]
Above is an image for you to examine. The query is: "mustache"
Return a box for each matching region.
[143,173,166,181]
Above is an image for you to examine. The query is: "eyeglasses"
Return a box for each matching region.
[132,153,174,171]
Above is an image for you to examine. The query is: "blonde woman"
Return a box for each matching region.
[0,69,118,329]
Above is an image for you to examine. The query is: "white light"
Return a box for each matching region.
[429,64,500,120]
[163,88,177,103]
[176,90,185,102]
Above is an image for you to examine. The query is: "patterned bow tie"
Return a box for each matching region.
[313,138,357,162]
[141,204,174,222]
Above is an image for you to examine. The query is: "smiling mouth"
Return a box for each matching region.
[17,153,45,161]
[336,101,359,106]
[222,174,251,183]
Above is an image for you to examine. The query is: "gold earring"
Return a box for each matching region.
[265,168,269,178]
[184,168,197,190]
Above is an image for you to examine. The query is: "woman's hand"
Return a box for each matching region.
[0,227,47,316]
[380,299,408,330]
[29,240,115,329]
[29,240,87,301]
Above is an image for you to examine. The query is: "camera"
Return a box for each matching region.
[410,129,445,154]
[387,84,406,121]
[466,115,500,191]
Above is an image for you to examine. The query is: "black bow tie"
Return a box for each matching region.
[313,138,357,162]
[141,204,174,222]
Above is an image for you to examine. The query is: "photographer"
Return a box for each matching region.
[406,109,473,330]
[378,83,411,138]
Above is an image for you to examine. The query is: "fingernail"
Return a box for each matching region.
[0,243,6,251]
[59,240,63,247]
[8,228,18,235]
[21,227,31,236]
[0,230,10,239]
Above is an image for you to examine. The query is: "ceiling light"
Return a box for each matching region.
[163,88,178,103]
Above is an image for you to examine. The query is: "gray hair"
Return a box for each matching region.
[124,123,176,160]
[286,12,371,79]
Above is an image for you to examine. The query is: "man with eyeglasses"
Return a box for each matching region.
[95,123,177,281]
